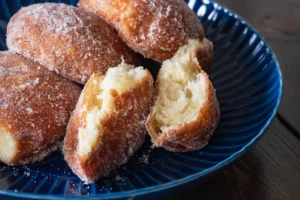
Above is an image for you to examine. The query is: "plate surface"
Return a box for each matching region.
[0,0,282,199]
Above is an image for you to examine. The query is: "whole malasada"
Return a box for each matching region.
[6,3,140,84]
[79,0,213,72]
[0,52,81,166]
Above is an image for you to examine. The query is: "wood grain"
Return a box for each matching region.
[169,1,300,198]
[163,1,300,199]
[0,1,299,200]
[168,118,300,200]
[215,0,300,136]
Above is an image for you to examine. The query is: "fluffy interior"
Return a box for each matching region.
[151,39,208,133]
[77,62,148,160]
[0,128,16,163]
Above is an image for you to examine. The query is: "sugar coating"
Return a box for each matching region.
[0,52,81,165]
[79,0,204,62]
[145,41,220,152]
[6,3,139,84]
[63,64,154,183]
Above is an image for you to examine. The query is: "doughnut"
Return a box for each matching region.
[63,62,154,183]
[78,0,213,72]
[0,51,81,165]
[146,40,220,152]
[6,3,140,84]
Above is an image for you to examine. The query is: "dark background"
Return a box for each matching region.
[0,0,299,199]
[169,0,300,199]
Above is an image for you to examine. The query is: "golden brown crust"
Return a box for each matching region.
[0,51,81,165]
[196,38,214,73]
[63,71,154,183]
[78,0,212,71]
[6,3,140,84]
[146,63,220,152]
[10,139,63,166]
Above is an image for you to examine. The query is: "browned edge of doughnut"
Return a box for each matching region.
[7,138,63,166]
[196,38,214,73]
[146,53,220,152]
[64,70,154,183]
[78,0,213,73]
[0,51,82,166]
[6,3,141,84]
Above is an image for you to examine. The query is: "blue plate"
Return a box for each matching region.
[0,0,282,199]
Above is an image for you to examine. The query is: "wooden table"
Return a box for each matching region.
[0,1,298,199]
[168,0,300,199]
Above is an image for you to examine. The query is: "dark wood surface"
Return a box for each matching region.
[216,0,300,135]
[0,1,298,199]
[168,0,300,199]
[171,118,300,200]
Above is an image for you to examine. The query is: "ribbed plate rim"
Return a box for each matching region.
[0,0,283,199]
